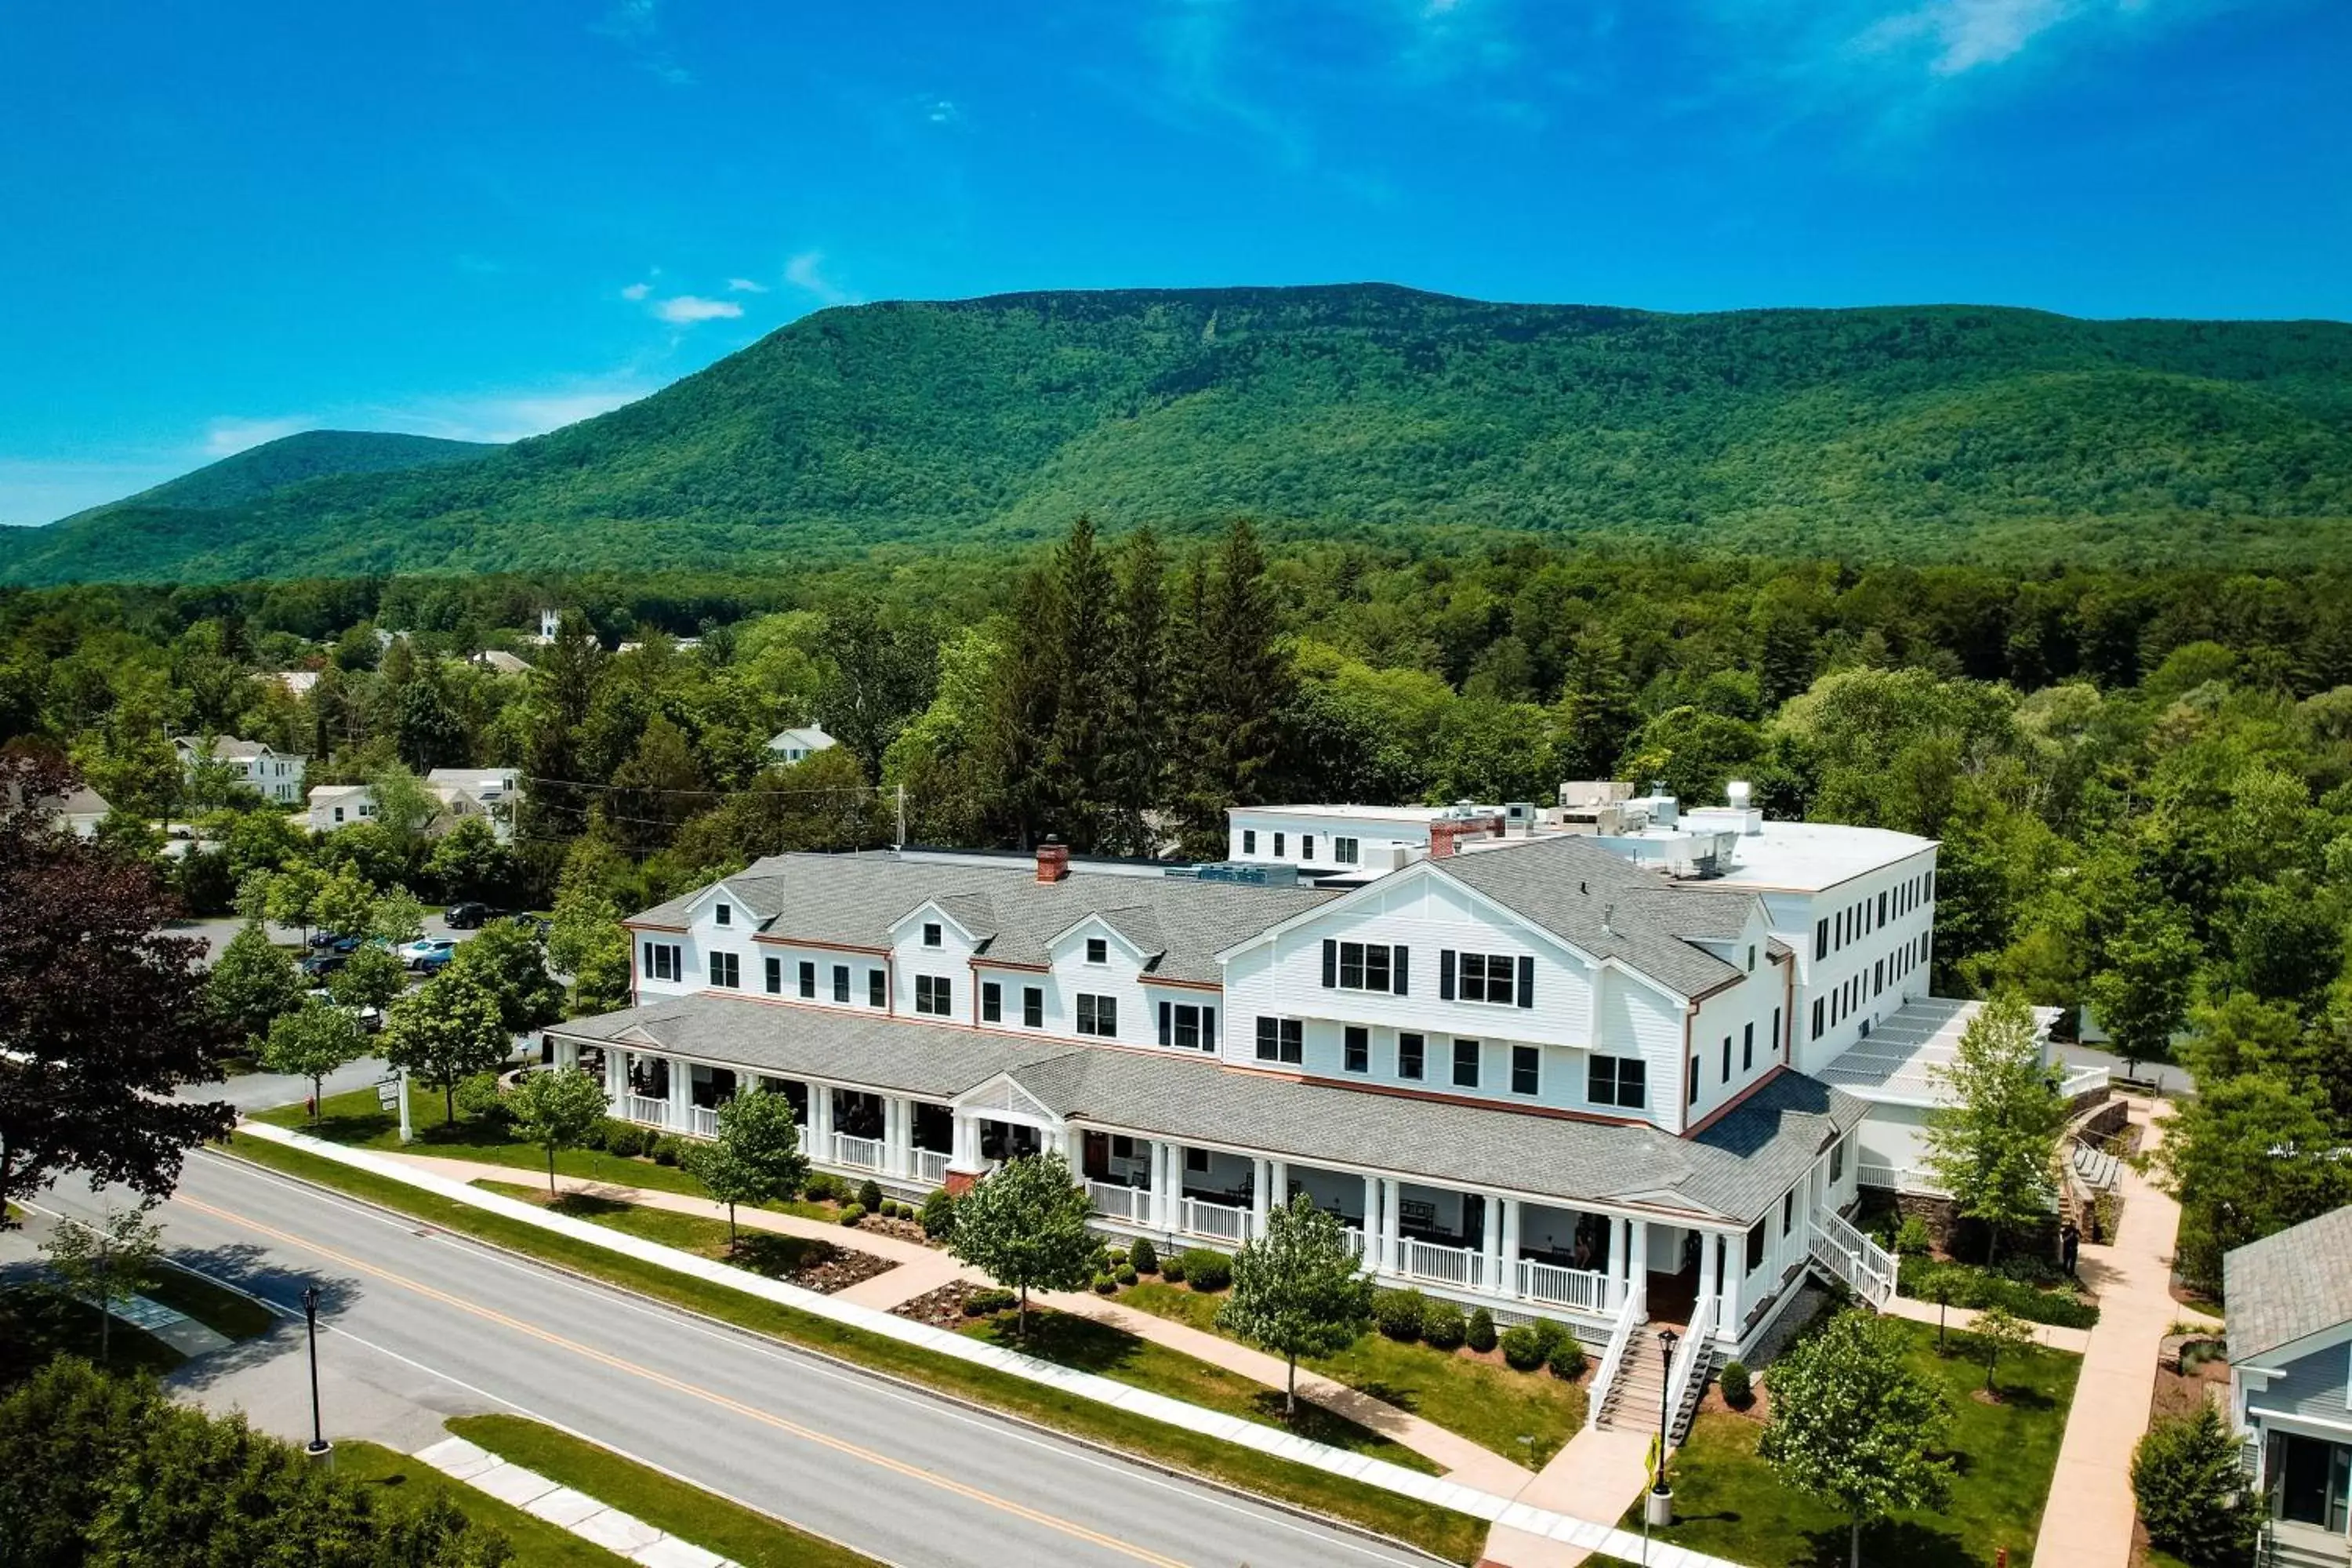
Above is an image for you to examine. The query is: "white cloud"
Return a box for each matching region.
[925,97,960,124]
[621,281,652,300]
[652,295,744,324]
[1853,0,2082,74]
[784,252,857,307]
[725,277,769,292]
[204,416,313,458]
[367,386,653,445]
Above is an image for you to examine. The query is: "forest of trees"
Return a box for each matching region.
[7,523,2352,1291]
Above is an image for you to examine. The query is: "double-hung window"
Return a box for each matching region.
[1689,1054,1700,1105]
[708,951,741,989]
[1443,949,1531,1007]
[1254,1016,1303,1065]
[1588,1054,1646,1109]
[1325,939,1406,994]
[1397,1032,1425,1080]
[982,981,1002,1023]
[869,969,887,1007]
[915,974,953,1016]
[1243,829,1257,854]
[642,942,682,982]
[1158,1001,1215,1051]
[1273,831,1286,858]
[1452,1038,1481,1088]
[1721,1034,1733,1083]
[1742,1021,1755,1072]
[714,902,731,927]
[1085,937,1108,965]
[797,960,816,999]
[764,956,782,994]
[922,922,942,948]
[1747,1219,1766,1272]
[1511,1045,1540,1096]
[1022,985,1044,1028]
[832,964,851,1003]
[1334,836,1359,865]
[1076,993,1117,1037]
[1344,1026,1370,1074]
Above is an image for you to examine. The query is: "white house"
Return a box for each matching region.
[1224,802,1547,880]
[174,736,305,805]
[37,783,111,837]
[427,768,520,840]
[550,826,1904,1443]
[2227,1207,2352,1564]
[766,727,837,765]
[307,783,376,831]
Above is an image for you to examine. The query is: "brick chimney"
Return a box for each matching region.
[1035,837,1071,883]
[1428,821,1466,860]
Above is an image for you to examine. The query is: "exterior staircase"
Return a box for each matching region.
[1595,1326,1715,1446]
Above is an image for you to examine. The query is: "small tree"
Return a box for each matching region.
[1972,1303,2035,1398]
[263,862,326,944]
[945,1151,1095,1340]
[1922,992,2067,1263]
[446,919,564,1034]
[686,1089,808,1247]
[42,1207,165,1366]
[260,997,368,1119]
[505,1067,609,1195]
[382,969,511,1123]
[547,878,630,1014]
[2132,1403,2259,1566]
[2088,903,2196,1080]
[310,866,378,942]
[1216,1194,1374,1419]
[368,887,427,947]
[328,942,407,1018]
[1758,1311,1954,1568]
[206,920,305,1046]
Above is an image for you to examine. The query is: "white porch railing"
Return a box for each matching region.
[1584,1285,1646,1430]
[1088,1180,1149,1225]
[625,1094,667,1126]
[689,1105,719,1139]
[916,1149,949,1185]
[1809,1209,1897,1308]
[831,1132,884,1171]
[1396,1236,1482,1290]
[1180,1196,1250,1244]
[2058,1062,2111,1098]
[1857,1161,1950,1197]
[1663,1296,1716,1450]
[1341,1225,1367,1261]
[1517,1259,1610,1314]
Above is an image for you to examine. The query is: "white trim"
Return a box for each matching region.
[1044,910,1153,964]
[886,898,985,947]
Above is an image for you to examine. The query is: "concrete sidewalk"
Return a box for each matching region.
[2032,1099,2183,1568]
[417,1435,737,1566]
[1480,1425,1653,1568]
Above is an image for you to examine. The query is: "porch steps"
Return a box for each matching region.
[2262,1526,2350,1568]
[1594,1326,1714,1446]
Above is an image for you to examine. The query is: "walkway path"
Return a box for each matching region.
[416,1434,738,1566]
[1880,1293,2093,1352]
[2032,1098,2183,1568]
[1479,1425,1652,1568]
[380,1150,1530,1489]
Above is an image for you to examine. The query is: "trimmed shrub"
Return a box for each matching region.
[1160,1257,1186,1284]
[1893,1215,1933,1257]
[838,1203,865,1226]
[857,1178,884,1213]
[1500,1324,1548,1372]
[920,1189,956,1239]
[1374,1288,1427,1342]
[1467,1307,1498,1354]
[1116,1265,1138,1286]
[456,1073,510,1129]
[1719,1359,1752,1409]
[1093,1273,1117,1294]
[1421,1297,1468,1350]
[652,1134,688,1167]
[2133,1403,2260,1566]
[804,1173,846,1203]
[1180,1249,1231,1292]
[1127,1237,1158,1275]
[601,1121,644,1158]
[1546,1334,1587,1381]
[964,1287,1015,1316]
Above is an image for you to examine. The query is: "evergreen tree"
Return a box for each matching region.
[1175,521,1289,856]
[2132,1404,2260,1566]
[983,571,1063,848]
[611,713,705,853]
[1044,517,1120,851]
[1102,526,1173,857]
[1552,629,1639,781]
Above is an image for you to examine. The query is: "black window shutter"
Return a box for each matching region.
[1392,946,1409,996]
[1439,949,1456,1000]
[1516,954,1535,1008]
[1158,1000,1171,1046]
[1322,939,1338,988]
[1203,1007,1216,1047]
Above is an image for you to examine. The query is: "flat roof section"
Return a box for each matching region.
[1816,996,2061,1105]
[1682,819,1936,894]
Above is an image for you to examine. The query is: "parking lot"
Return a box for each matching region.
[169,912,476,967]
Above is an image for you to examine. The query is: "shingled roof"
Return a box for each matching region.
[2226,1206,2352,1363]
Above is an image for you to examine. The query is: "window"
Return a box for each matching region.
[1772,1006,1781,1056]
[1721,1034,1733,1083]
[1243,829,1257,854]
[1512,1045,1540,1096]
[1927,869,1936,902]
[1334,836,1359,865]
[1446,950,1528,1005]
[916,974,953,1015]
[1327,940,1404,994]
[1254,1015,1303,1064]
[1110,1134,1134,1159]
[764,956,782,994]
[1273,831,1286,858]
[1076,993,1117,1037]
[1742,1022,1754,1072]
[1588,1054,1646,1109]
[1344,1026,1370,1073]
[1878,891,1889,924]
[715,902,731,927]
[1814,918,1828,960]
[1836,909,1846,948]
[1747,944,1756,972]
[1398,1032,1425,1080]
[642,942,682,982]
[797,960,815,999]
[832,964,850,1003]
[1782,1189,1795,1236]
[1185,1147,1210,1174]
[1022,985,1044,1028]
[869,969,887,1008]
[1688,1055,1700,1105]
[1453,1038,1481,1088]
[1875,958,1886,995]
[1085,937,1108,965]
[1811,996,1824,1039]
[1160,1002,1211,1051]
[922,921,942,948]
[332,807,345,823]
[982,981,1002,1023]
[1301,834,1315,860]
[1747,1219,1766,1272]
[1831,1136,1846,1183]
[708,951,741,989]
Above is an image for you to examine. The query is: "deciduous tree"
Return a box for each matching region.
[1922,992,2067,1263]
[1217,1194,1374,1419]
[383,969,511,1124]
[446,919,564,1035]
[206,920,306,1047]
[505,1067,608,1195]
[41,1204,165,1365]
[687,1088,808,1247]
[261,997,369,1119]
[1758,1312,1954,1568]
[946,1150,1095,1340]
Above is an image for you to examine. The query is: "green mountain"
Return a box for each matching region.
[71,429,501,520]
[5,285,2349,584]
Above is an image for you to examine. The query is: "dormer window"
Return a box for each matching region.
[923,922,942,949]
[715,902,731,927]
[1085,937,1108,965]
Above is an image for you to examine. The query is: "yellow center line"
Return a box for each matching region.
[176,1195,1187,1568]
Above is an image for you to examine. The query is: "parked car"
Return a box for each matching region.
[299,951,347,979]
[309,931,359,949]
[445,901,490,929]
[401,937,459,971]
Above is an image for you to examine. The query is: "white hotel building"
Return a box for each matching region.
[550,793,2098,1436]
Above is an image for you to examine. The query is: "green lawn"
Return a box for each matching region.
[1625,1316,2081,1567]
[956,1305,1438,1471]
[474,1180,880,1289]
[146,1260,281,1341]
[448,1415,886,1567]
[336,1440,632,1567]
[0,1285,185,1375]
[1121,1279,1589,1466]
[226,1134,1488,1564]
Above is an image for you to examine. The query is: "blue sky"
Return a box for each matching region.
[2,0,2345,524]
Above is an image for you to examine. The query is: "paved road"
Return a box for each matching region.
[31,1155,1436,1568]
[170,913,474,966]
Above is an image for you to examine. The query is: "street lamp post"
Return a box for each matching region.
[302,1284,332,1468]
[1645,1325,1679,1530]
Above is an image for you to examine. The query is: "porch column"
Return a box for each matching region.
[1381,1178,1403,1275]
[809,1086,833,1158]
[1479,1199,1504,1294]
[668,1056,693,1131]
[604,1048,625,1112]
[887,1098,915,1178]
[1250,1159,1272,1235]
[1268,1160,1289,1208]
[1062,1123,1083,1168]
[1363,1175,1384,1274]
[1610,1216,1631,1308]
[1721,1236,1744,1334]
[1499,1198,1521,1297]
[1698,1228,1721,1330]
[1147,1142,1168,1230]
[949,1111,982,1174]
[1629,1218,1650,1312]
[554,1036,578,1072]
